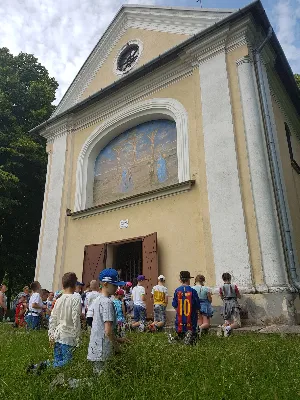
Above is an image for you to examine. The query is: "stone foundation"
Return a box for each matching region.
[166,292,300,327]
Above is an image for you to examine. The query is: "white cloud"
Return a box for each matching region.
[0,0,158,104]
[1,0,299,108]
[273,0,300,72]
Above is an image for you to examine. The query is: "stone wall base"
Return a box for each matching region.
[165,292,300,327]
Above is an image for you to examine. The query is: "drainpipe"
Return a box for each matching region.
[253,27,300,293]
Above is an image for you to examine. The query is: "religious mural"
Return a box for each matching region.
[93,119,178,205]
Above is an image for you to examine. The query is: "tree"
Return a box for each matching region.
[295,74,300,90]
[0,48,58,303]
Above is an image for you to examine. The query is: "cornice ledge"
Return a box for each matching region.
[41,115,74,144]
[236,55,253,67]
[182,17,255,67]
[72,62,193,132]
[71,180,195,220]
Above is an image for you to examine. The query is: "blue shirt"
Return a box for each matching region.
[172,285,200,333]
[113,299,125,323]
[192,285,210,300]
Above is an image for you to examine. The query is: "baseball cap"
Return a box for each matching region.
[137,275,146,281]
[158,275,166,281]
[99,269,126,286]
[126,282,132,287]
[76,281,84,286]
[179,271,194,280]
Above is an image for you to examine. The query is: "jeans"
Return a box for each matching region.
[133,305,146,323]
[53,342,74,368]
[25,314,40,330]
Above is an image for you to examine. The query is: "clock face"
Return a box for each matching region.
[117,44,140,73]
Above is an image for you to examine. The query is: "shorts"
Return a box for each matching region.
[154,304,166,324]
[222,299,241,327]
[133,305,146,323]
[199,300,213,318]
[86,317,93,327]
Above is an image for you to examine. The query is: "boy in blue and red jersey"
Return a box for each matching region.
[170,271,200,345]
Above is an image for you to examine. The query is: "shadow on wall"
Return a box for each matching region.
[210,293,300,326]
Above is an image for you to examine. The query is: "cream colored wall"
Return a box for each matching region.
[80,28,190,101]
[271,98,300,264]
[57,69,215,300]
[226,45,264,287]
[35,143,53,281]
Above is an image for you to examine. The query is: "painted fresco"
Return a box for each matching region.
[93,119,178,205]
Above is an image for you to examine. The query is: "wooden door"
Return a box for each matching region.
[82,244,107,288]
[142,232,158,318]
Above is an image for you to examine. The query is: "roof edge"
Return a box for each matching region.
[30,0,300,135]
[122,4,237,13]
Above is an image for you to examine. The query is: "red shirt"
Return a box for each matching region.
[15,303,26,326]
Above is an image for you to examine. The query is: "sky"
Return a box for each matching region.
[0,0,299,104]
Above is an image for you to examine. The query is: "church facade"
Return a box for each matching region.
[32,1,300,325]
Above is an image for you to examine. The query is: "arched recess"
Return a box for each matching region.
[74,98,190,212]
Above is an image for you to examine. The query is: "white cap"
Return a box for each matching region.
[158,275,166,281]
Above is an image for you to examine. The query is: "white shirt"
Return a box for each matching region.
[132,285,146,308]
[86,291,100,318]
[29,292,43,314]
[48,294,81,347]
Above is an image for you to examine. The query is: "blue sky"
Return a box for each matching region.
[0,0,299,103]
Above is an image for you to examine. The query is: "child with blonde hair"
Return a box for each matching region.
[192,275,213,336]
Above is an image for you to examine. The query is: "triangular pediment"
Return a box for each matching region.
[53,5,235,117]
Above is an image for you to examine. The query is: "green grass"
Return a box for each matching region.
[1,324,300,400]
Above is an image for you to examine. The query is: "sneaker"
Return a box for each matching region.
[93,362,105,376]
[217,325,223,337]
[224,326,232,337]
[49,373,65,390]
[138,323,145,332]
[198,327,202,339]
[168,333,175,344]
[68,378,92,389]
[183,331,193,345]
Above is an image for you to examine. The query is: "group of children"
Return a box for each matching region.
[24,267,241,377]
[12,284,56,329]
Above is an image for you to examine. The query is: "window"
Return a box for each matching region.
[285,123,300,174]
[117,44,139,73]
[113,40,143,76]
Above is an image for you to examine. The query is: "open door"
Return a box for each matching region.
[82,244,107,288]
[142,232,158,318]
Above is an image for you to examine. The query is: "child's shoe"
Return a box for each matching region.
[93,361,105,376]
[217,325,224,337]
[183,330,193,345]
[138,323,145,332]
[197,327,202,339]
[167,334,174,344]
[224,326,232,337]
[49,373,65,390]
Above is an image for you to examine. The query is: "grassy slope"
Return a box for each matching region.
[1,324,300,400]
